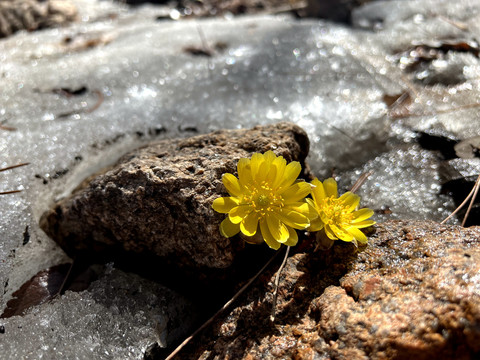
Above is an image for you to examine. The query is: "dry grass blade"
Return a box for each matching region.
[0,162,30,195]
[462,175,480,226]
[0,163,29,172]
[165,250,280,360]
[52,258,75,300]
[390,101,480,120]
[57,90,104,118]
[441,174,480,225]
[436,14,469,30]
[0,190,22,195]
[350,171,373,193]
[0,124,16,131]
[270,245,290,322]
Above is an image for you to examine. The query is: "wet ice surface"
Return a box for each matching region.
[1,0,480,357]
[0,1,397,306]
[337,144,453,223]
[0,267,195,359]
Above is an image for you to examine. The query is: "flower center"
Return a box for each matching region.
[256,194,270,207]
[323,197,353,226]
[244,182,284,214]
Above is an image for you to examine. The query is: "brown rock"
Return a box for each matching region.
[182,220,480,359]
[40,122,310,270]
[0,0,77,38]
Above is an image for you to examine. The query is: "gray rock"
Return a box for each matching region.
[182,220,480,359]
[40,122,310,270]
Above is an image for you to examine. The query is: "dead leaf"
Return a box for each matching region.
[1,264,71,318]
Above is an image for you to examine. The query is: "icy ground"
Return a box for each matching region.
[1,0,480,358]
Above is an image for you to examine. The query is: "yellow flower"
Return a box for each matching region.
[212,151,317,250]
[307,177,375,244]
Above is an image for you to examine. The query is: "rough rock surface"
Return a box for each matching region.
[182,220,480,359]
[0,0,77,38]
[40,122,310,270]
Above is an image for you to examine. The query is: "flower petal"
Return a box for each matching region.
[242,232,264,244]
[323,178,338,198]
[240,212,260,236]
[277,208,310,229]
[263,150,276,164]
[212,197,239,213]
[277,161,301,190]
[222,173,243,197]
[284,226,298,247]
[324,224,337,240]
[266,213,290,243]
[330,224,354,242]
[260,219,281,250]
[339,192,360,211]
[265,159,278,185]
[271,156,287,187]
[250,153,264,180]
[280,181,312,202]
[351,220,376,228]
[220,217,240,237]
[237,158,252,188]
[229,205,251,224]
[352,208,375,222]
[311,178,326,204]
[256,157,269,183]
[287,201,318,220]
[319,211,331,225]
[308,216,324,232]
[346,226,368,244]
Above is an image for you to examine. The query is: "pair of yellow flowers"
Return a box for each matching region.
[212,151,375,250]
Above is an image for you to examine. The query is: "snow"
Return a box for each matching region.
[1,0,480,357]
